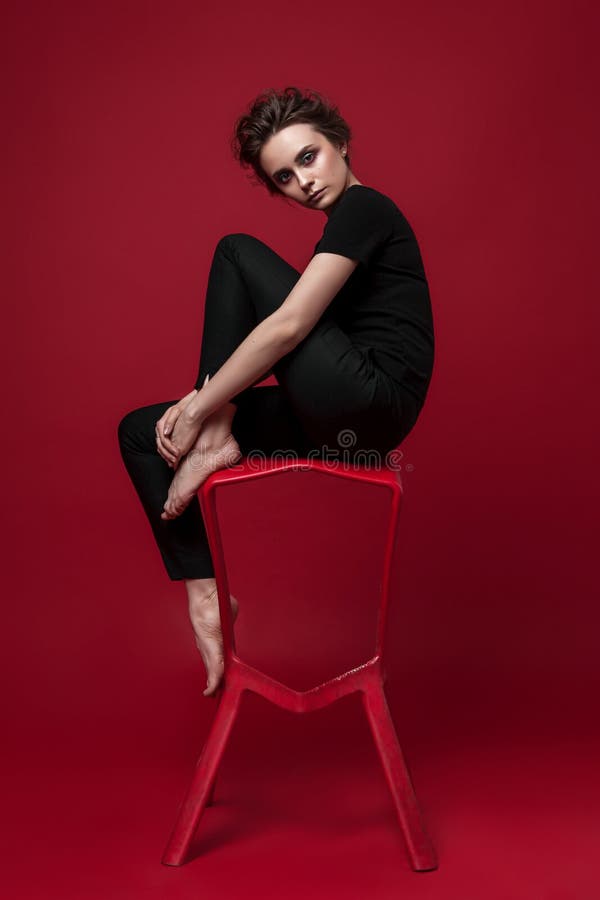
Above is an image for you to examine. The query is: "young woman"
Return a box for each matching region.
[117,86,435,698]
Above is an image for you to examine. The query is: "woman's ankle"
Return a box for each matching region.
[185,577,217,605]
[195,403,237,451]
[207,401,237,429]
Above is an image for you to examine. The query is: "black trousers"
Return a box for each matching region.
[117,233,420,580]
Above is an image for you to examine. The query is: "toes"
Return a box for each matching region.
[203,675,223,697]
[162,498,186,519]
[203,670,218,695]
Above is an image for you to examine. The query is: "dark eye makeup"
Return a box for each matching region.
[276,150,316,184]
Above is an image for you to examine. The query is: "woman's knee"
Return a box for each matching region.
[117,408,140,449]
[118,400,176,450]
[117,406,155,451]
[216,232,267,259]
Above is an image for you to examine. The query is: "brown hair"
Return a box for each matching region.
[231,85,352,196]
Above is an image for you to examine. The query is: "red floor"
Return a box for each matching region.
[4,658,598,899]
[3,489,597,899]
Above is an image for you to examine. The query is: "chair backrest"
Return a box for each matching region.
[202,456,404,490]
[200,458,404,666]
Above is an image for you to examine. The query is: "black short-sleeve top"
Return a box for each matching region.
[311,184,435,408]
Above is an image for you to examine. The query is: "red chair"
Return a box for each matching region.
[162,457,437,872]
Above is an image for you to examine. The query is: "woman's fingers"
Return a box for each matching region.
[164,388,198,436]
[162,405,180,437]
[155,420,179,465]
[162,414,175,437]
[155,389,199,466]
[159,436,178,462]
[159,445,175,466]
[155,402,182,463]
[156,436,175,466]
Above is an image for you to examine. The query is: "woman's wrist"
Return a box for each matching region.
[182,391,206,425]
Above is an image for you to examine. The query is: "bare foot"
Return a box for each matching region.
[161,433,241,520]
[189,589,239,697]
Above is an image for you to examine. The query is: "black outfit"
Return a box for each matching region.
[117,185,435,580]
[312,185,434,407]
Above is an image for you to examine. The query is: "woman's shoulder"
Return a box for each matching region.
[313,184,407,266]
[333,184,404,220]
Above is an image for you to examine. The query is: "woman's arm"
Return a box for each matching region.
[182,252,358,426]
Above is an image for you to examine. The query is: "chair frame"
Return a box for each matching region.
[162,458,437,871]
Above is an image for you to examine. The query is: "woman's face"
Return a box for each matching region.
[259,123,360,216]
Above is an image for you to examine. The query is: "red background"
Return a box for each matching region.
[3,0,598,897]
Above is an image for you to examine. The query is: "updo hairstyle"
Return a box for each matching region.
[231,85,352,195]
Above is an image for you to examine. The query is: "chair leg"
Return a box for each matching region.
[189,745,217,807]
[205,774,216,806]
[361,682,437,872]
[162,685,243,866]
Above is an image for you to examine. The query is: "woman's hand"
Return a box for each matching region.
[168,410,205,466]
[155,388,199,468]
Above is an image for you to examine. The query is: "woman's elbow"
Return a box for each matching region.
[275,313,308,349]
